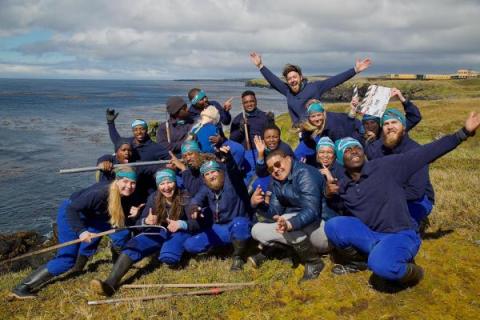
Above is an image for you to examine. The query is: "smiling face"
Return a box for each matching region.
[343,146,365,170]
[158,180,176,199]
[382,119,405,149]
[263,128,281,150]
[364,119,380,135]
[132,126,147,143]
[242,94,257,113]
[203,170,225,191]
[286,71,303,94]
[183,151,202,169]
[116,144,132,164]
[115,178,137,197]
[316,146,335,168]
[309,112,325,127]
[267,155,292,182]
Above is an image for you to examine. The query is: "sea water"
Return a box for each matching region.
[0,78,285,235]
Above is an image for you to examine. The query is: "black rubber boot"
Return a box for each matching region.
[70,255,89,273]
[110,245,122,264]
[90,254,133,297]
[399,263,424,286]
[10,266,54,299]
[331,246,368,275]
[292,240,324,282]
[230,240,248,271]
[248,243,291,268]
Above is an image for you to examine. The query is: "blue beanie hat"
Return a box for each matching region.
[181,140,201,155]
[316,136,335,151]
[200,160,222,175]
[381,109,406,127]
[307,102,325,115]
[155,169,177,186]
[335,137,363,166]
[191,90,206,105]
[131,119,148,129]
[115,167,137,181]
[362,114,381,124]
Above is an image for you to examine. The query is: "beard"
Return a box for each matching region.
[205,172,225,191]
[383,130,404,149]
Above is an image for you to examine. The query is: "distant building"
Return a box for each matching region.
[456,69,479,79]
[385,69,478,80]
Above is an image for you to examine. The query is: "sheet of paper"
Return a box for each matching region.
[358,85,392,117]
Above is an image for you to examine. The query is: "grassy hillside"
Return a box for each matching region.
[1,98,480,319]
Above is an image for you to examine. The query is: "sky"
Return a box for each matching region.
[0,0,479,79]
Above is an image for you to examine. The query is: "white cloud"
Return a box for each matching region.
[0,0,479,78]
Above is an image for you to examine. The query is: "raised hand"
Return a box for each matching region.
[250,185,265,208]
[465,111,480,134]
[98,160,113,172]
[145,208,158,225]
[354,58,372,73]
[253,135,266,158]
[390,88,406,102]
[128,203,145,219]
[106,108,119,124]
[169,151,186,171]
[250,52,263,69]
[223,97,233,112]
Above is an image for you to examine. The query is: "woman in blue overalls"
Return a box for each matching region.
[10,167,139,299]
[90,169,196,297]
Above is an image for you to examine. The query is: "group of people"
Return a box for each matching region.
[10,53,480,300]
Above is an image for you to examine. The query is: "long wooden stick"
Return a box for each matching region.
[123,281,256,289]
[88,286,247,305]
[242,110,251,151]
[0,229,118,265]
[59,160,170,174]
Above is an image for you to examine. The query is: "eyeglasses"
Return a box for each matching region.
[267,160,282,174]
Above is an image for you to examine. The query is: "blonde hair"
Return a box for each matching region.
[299,99,327,138]
[107,181,126,228]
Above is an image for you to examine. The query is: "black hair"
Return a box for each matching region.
[241,90,256,99]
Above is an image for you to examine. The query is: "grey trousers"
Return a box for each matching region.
[251,213,330,253]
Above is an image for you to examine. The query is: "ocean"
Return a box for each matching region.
[0,78,285,235]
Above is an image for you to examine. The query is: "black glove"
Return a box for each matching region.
[106,108,119,124]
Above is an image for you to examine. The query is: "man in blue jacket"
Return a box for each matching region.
[249,52,371,126]
[230,90,274,149]
[183,146,252,271]
[365,108,434,234]
[250,149,327,281]
[106,109,169,161]
[324,111,479,291]
[156,96,193,156]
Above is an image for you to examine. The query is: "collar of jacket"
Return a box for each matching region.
[245,108,259,118]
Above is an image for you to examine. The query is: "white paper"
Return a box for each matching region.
[358,85,392,117]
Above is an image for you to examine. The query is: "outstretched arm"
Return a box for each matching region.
[391,88,422,131]
[315,58,371,95]
[250,52,289,96]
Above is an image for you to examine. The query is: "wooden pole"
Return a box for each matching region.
[242,109,251,151]
[59,160,170,174]
[123,281,256,289]
[0,229,118,265]
[88,286,248,305]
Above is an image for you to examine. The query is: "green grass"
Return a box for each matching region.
[1,98,480,319]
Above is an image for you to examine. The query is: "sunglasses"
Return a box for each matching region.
[267,160,282,174]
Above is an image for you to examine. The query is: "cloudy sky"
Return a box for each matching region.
[0,0,479,79]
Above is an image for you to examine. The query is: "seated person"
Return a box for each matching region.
[96,138,134,182]
[249,149,328,282]
[183,147,252,271]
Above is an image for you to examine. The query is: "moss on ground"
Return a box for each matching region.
[1,98,479,319]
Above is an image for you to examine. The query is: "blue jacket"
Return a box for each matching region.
[181,168,205,195]
[189,153,252,224]
[328,132,463,233]
[96,154,121,182]
[353,100,422,147]
[365,134,435,203]
[255,141,294,177]
[260,66,357,125]
[108,122,169,161]
[230,109,271,148]
[258,160,325,230]
[66,182,145,235]
[188,100,231,137]
[156,118,194,155]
